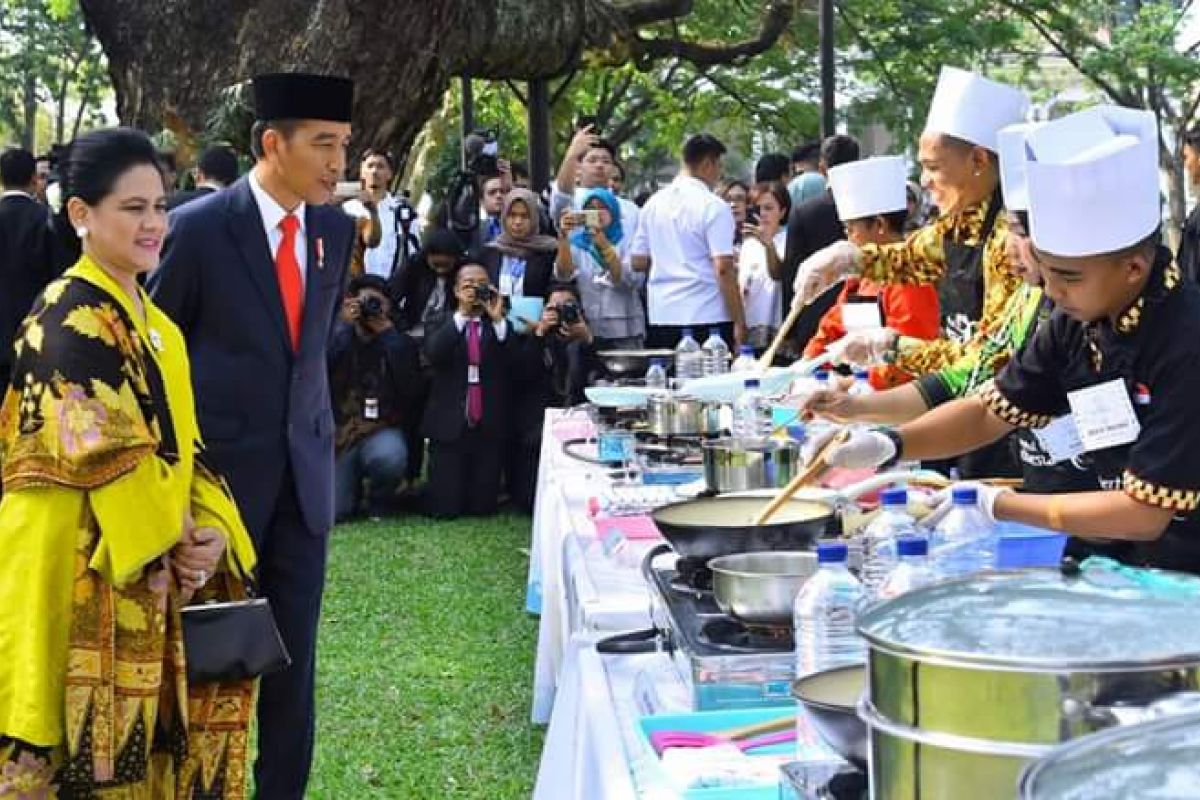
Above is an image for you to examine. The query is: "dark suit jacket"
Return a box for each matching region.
[0,193,56,371]
[166,185,217,211]
[471,246,556,299]
[420,314,512,442]
[782,190,846,349]
[149,177,354,538]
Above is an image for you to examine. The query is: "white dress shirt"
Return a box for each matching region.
[738,228,787,329]
[452,312,508,342]
[343,194,423,278]
[249,169,307,288]
[630,174,736,325]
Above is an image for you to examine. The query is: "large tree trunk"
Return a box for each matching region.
[78,0,794,165]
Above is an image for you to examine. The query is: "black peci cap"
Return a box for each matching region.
[252,73,354,123]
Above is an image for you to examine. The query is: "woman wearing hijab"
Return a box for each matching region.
[554,187,646,350]
[473,188,558,299]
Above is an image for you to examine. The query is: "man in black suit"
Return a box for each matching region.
[149,73,355,800]
[167,144,239,210]
[0,147,56,389]
[421,261,512,518]
[782,134,861,351]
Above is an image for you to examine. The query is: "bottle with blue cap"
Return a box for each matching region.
[861,488,920,599]
[732,378,768,442]
[644,358,668,390]
[731,344,758,373]
[701,327,731,375]
[794,541,866,680]
[849,368,874,397]
[674,328,704,381]
[877,536,937,600]
[930,485,997,579]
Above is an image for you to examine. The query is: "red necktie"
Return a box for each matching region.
[276,214,304,350]
[467,320,483,426]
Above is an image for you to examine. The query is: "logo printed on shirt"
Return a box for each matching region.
[1134,382,1152,406]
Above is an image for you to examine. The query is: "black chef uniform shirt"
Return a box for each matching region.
[980,248,1200,573]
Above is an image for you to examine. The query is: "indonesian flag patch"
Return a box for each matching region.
[1134,382,1152,406]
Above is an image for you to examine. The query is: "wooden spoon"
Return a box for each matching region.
[753,428,851,525]
[758,296,811,370]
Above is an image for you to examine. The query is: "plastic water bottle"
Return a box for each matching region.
[849,369,874,397]
[702,328,731,375]
[794,542,866,677]
[675,329,705,381]
[732,378,767,442]
[930,486,998,579]
[645,358,668,390]
[731,344,758,373]
[877,537,937,600]
[860,488,920,599]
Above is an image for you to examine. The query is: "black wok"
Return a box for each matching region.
[792,664,868,771]
[596,348,675,379]
[650,495,836,563]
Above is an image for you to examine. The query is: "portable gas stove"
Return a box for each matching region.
[780,761,868,800]
[646,557,798,710]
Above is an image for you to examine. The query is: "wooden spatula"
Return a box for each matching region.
[753,429,851,525]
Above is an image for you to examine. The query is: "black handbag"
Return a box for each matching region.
[180,580,291,685]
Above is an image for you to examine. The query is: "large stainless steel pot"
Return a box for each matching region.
[707,550,818,626]
[856,568,1200,799]
[1019,710,1200,799]
[702,437,800,493]
[646,393,720,437]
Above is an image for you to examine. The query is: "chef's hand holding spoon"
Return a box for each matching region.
[792,240,861,306]
[801,426,898,470]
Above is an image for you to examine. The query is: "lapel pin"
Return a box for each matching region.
[317,237,325,270]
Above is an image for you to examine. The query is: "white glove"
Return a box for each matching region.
[802,426,897,470]
[830,328,897,367]
[923,481,1014,527]
[793,240,861,307]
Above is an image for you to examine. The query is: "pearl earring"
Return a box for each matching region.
[75,226,88,238]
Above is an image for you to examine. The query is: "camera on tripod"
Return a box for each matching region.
[466,129,500,179]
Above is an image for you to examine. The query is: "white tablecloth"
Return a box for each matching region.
[528,410,655,724]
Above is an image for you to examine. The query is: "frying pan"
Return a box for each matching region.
[792,664,868,770]
[650,495,835,562]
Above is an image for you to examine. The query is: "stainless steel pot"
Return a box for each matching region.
[707,550,818,626]
[702,437,800,493]
[1019,710,1200,799]
[646,393,720,437]
[856,569,1200,799]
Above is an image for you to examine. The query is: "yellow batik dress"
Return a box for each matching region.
[0,255,258,799]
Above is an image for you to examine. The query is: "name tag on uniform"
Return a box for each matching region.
[467,365,481,385]
[842,301,883,332]
[1032,415,1085,462]
[1067,379,1141,452]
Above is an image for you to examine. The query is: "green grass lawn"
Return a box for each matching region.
[307,512,545,798]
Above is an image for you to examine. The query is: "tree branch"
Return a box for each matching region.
[630,0,793,67]
[995,1,1138,107]
[836,5,912,105]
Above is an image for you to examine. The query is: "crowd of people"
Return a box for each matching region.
[1,62,1200,799]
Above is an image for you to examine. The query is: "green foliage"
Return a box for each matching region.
[0,0,112,149]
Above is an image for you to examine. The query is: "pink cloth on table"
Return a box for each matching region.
[591,514,663,540]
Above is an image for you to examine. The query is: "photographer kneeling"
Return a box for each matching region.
[329,275,421,521]
[510,283,600,512]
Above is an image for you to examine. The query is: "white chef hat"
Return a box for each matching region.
[828,157,908,222]
[1024,105,1160,257]
[996,122,1042,212]
[923,67,1030,152]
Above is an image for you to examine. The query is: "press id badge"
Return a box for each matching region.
[1032,415,1085,462]
[1067,379,1141,452]
[363,396,380,421]
[842,301,883,332]
[467,365,481,385]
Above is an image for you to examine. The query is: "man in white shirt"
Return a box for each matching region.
[631,133,745,348]
[550,126,639,241]
[343,148,421,279]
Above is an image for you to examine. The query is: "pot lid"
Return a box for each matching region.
[857,568,1200,670]
[1019,712,1200,799]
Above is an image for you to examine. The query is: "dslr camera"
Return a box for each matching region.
[358,292,385,319]
[554,300,581,326]
[468,129,500,178]
[472,284,498,306]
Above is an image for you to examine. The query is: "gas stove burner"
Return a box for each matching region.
[671,557,714,591]
[699,618,794,653]
[819,769,868,800]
